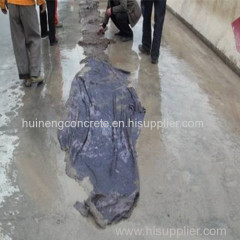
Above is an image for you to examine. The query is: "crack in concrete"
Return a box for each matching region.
[78,0,115,63]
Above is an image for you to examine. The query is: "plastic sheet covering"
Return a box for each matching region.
[58,58,145,228]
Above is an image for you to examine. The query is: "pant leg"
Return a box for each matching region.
[141,0,153,51]
[19,5,41,77]
[47,0,56,43]
[8,4,30,79]
[39,5,48,36]
[111,12,133,37]
[55,0,58,25]
[151,0,166,60]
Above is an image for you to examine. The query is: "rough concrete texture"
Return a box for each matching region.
[0,0,240,239]
[167,0,240,74]
[78,0,114,62]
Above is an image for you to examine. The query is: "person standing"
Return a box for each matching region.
[99,0,141,42]
[139,0,166,64]
[55,0,62,28]
[39,0,58,46]
[0,0,46,87]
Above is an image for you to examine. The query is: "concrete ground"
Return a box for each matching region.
[0,0,240,239]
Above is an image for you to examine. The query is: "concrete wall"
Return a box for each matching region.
[167,0,240,74]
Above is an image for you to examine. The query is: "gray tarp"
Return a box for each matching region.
[58,59,145,228]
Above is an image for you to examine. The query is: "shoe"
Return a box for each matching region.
[115,31,124,36]
[24,78,32,87]
[31,76,44,85]
[41,32,49,39]
[151,58,158,64]
[138,44,150,55]
[121,36,133,42]
[50,39,58,46]
[56,23,63,28]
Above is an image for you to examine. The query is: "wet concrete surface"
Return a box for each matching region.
[0,0,240,239]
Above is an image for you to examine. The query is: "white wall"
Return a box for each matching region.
[167,0,240,73]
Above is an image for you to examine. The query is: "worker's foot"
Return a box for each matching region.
[50,39,58,46]
[121,36,133,42]
[115,31,124,36]
[56,22,63,28]
[31,76,44,85]
[138,44,150,55]
[41,32,49,39]
[151,58,159,64]
[24,78,32,87]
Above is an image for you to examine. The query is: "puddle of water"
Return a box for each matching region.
[61,44,85,103]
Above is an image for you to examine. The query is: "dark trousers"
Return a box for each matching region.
[111,12,133,37]
[141,0,166,60]
[39,1,56,44]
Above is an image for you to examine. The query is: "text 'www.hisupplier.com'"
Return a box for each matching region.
[114,226,227,238]
[22,119,204,130]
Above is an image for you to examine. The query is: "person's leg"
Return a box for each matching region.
[111,12,133,37]
[141,0,153,51]
[55,0,63,28]
[151,0,166,61]
[39,5,48,37]
[55,0,58,25]
[19,5,41,78]
[110,14,122,33]
[8,4,30,79]
[47,0,57,44]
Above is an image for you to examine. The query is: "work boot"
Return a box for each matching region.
[50,39,59,46]
[138,44,150,55]
[121,36,133,42]
[41,32,49,39]
[151,58,159,64]
[24,78,32,87]
[31,76,44,85]
[115,31,124,36]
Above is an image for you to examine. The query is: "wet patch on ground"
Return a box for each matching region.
[0,26,24,238]
[58,0,145,228]
[78,0,115,62]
